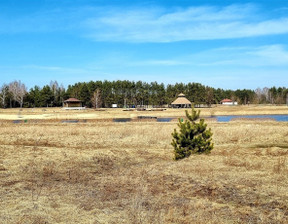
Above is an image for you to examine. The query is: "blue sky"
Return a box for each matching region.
[1,0,288,90]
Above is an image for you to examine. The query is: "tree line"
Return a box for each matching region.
[0,80,287,108]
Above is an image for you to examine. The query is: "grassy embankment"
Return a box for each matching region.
[0,106,288,223]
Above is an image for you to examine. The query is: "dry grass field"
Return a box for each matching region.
[0,106,288,223]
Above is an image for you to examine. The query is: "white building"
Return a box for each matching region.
[220,99,238,105]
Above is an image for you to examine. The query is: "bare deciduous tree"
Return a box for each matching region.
[49,80,59,106]
[9,80,27,108]
[50,80,59,96]
[255,87,270,104]
[91,88,102,109]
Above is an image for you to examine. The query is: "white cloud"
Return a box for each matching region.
[173,44,288,67]
[21,64,101,75]
[84,4,288,42]
[2,3,288,42]
[87,44,288,69]
[23,65,63,71]
[246,45,288,65]
[131,60,187,66]
[111,44,288,69]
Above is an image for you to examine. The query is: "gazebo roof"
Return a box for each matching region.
[171,93,191,105]
[178,93,185,97]
[64,98,81,102]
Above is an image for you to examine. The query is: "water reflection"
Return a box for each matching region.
[214,115,288,122]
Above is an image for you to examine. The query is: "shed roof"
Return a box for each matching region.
[220,99,233,103]
[64,98,81,102]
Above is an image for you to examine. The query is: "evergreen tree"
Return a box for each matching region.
[28,85,41,107]
[79,83,91,107]
[171,106,213,160]
[0,84,9,108]
[40,85,54,107]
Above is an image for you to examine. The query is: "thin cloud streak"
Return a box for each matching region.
[21,64,102,75]
[164,45,288,67]
[85,4,288,42]
[127,45,288,67]
[2,3,288,42]
[131,60,188,66]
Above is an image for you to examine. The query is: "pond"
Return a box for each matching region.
[113,118,132,122]
[113,117,175,122]
[61,120,80,123]
[10,115,288,124]
[157,118,174,122]
[61,120,87,123]
[214,114,288,122]
[114,115,288,123]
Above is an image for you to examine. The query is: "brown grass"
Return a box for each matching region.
[0,106,288,223]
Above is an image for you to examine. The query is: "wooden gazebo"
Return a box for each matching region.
[63,98,84,110]
[171,93,192,108]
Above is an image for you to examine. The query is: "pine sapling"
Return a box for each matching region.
[171,106,214,160]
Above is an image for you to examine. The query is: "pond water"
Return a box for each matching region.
[12,115,287,124]
[113,118,132,122]
[61,120,80,123]
[157,118,174,122]
[13,120,22,124]
[61,120,87,123]
[113,115,288,123]
[113,117,174,122]
[214,114,288,122]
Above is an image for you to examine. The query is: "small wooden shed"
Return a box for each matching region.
[63,98,82,108]
[171,93,192,108]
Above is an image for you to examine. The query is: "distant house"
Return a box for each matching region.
[63,98,85,110]
[220,99,238,105]
[171,93,192,108]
